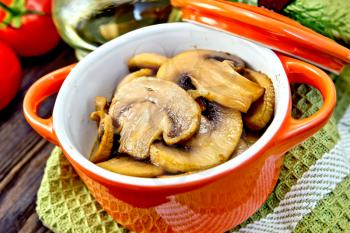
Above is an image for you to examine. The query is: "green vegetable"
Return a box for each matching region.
[284,0,350,45]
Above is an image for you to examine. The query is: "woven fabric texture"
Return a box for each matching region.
[235,106,350,232]
[294,175,350,233]
[37,147,127,233]
[232,84,339,231]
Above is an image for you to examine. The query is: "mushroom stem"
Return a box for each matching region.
[243,69,275,130]
[90,96,114,163]
[150,102,243,173]
[157,49,264,112]
[128,53,169,71]
[116,68,154,90]
[97,157,164,177]
[109,77,201,159]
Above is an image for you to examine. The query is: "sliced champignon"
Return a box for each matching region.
[157,49,264,113]
[244,132,260,146]
[128,53,169,71]
[109,77,201,159]
[97,157,164,177]
[116,68,154,90]
[243,69,275,130]
[117,102,163,159]
[231,138,249,158]
[90,97,114,163]
[150,102,242,173]
[158,171,199,178]
[205,50,246,72]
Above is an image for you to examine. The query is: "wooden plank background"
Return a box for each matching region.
[0,42,76,233]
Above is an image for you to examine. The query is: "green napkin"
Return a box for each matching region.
[231,70,350,232]
[36,146,127,233]
[36,69,350,232]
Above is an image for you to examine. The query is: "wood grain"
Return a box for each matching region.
[0,42,76,233]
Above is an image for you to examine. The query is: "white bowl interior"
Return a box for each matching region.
[54,23,289,186]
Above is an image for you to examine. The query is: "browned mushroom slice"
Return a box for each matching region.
[90,97,114,163]
[231,138,249,158]
[128,53,169,71]
[205,50,245,72]
[117,68,154,90]
[157,49,264,112]
[245,132,260,146]
[97,157,164,177]
[117,102,163,159]
[109,77,201,159]
[158,171,199,178]
[150,102,242,173]
[243,69,275,130]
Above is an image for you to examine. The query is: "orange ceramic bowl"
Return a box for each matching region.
[23,23,336,233]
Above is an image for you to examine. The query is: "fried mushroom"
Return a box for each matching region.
[231,138,249,158]
[90,97,114,163]
[109,77,201,159]
[97,157,164,177]
[117,68,154,90]
[205,50,245,72]
[128,53,169,71]
[245,132,260,146]
[150,102,242,173]
[243,69,275,130]
[157,49,264,112]
[117,102,163,160]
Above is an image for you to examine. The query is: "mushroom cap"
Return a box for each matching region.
[97,157,164,178]
[89,97,114,163]
[231,138,249,158]
[157,49,264,112]
[150,102,243,173]
[202,50,245,71]
[244,132,260,146]
[128,53,169,71]
[243,69,275,130]
[117,102,163,159]
[116,68,154,90]
[109,77,201,159]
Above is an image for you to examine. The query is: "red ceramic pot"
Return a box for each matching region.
[24,23,336,233]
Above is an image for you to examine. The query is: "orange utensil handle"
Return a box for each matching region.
[173,0,350,74]
[23,64,76,145]
[274,55,336,154]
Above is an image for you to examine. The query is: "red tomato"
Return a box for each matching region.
[0,0,60,57]
[0,40,21,110]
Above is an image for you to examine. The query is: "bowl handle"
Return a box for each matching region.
[23,64,76,145]
[273,54,336,153]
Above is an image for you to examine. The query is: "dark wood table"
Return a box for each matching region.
[0,42,77,233]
